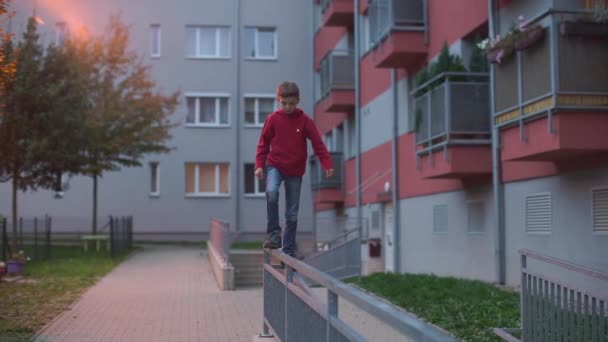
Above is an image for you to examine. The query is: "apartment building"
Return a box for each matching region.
[1,0,315,240]
[312,0,608,286]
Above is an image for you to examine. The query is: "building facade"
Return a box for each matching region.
[312,0,608,286]
[1,0,315,241]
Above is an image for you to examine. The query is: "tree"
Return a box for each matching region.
[78,14,179,233]
[0,16,47,253]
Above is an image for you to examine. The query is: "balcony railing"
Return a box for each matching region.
[413,72,491,153]
[493,9,608,128]
[368,0,427,45]
[319,50,355,100]
[309,152,344,191]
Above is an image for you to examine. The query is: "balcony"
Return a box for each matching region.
[493,10,608,162]
[320,0,354,27]
[414,72,492,179]
[310,152,344,204]
[368,0,428,69]
[316,50,355,114]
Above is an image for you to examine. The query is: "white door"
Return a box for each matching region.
[384,203,395,272]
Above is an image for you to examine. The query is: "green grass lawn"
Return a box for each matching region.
[349,273,521,342]
[230,241,263,250]
[0,246,132,340]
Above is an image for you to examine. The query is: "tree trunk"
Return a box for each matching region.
[10,167,18,255]
[92,173,98,234]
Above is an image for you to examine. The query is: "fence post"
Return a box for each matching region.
[34,217,39,260]
[110,216,115,258]
[19,217,23,249]
[46,215,52,260]
[1,218,6,261]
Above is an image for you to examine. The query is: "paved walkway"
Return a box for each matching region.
[34,246,263,342]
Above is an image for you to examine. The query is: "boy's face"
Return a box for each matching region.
[278,96,299,114]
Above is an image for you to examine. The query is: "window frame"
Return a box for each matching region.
[150,24,161,58]
[244,163,266,197]
[185,25,231,59]
[185,162,230,197]
[149,161,160,197]
[184,93,231,128]
[243,94,277,127]
[244,26,278,60]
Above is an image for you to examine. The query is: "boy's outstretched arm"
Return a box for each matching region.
[255,117,274,179]
[305,119,334,177]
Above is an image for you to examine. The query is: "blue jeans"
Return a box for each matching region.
[266,165,302,256]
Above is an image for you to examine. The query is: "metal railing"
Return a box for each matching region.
[413,72,491,154]
[310,152,344,191]
[1,216,52,262]
[319,49,355,100]
[210,218,231,263]
[494,249,608,341]
[261,250,457,341]
[493,9,608,130]
[368,0,427,46]
[304,227,362,280]
[110,216,133,258]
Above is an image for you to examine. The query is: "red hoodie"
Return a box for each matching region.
[256,108,333,177]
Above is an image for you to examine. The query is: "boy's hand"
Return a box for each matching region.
[325,169,335,178]
[255,167,264,180]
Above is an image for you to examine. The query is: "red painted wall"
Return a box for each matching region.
[360,142,393,204]
[314,26,347,70]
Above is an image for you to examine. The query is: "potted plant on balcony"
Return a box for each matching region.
[514,16,545,51]
[560,3,608,36]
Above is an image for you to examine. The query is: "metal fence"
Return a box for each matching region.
[414,72,491,152]
[262,250,457,341]
[310,152,344,191]
[209,218,231,262]
[304,227,361,280]
[110,216,133,258]
[368,0,426,45]
[319,50,355,100]
[494,249,608,342]
[1,216,52,262]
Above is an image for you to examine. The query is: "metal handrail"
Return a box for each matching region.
[411,72,489,97]
[520,248,608,282]
[263,250,457,341]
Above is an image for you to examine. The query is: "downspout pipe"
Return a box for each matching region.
[234,0,242,234]
[489,0,506,285]
[311,1,317,251]
[391,69,401,272]
[354,0,362,237]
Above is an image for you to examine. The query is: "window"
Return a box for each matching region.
[592,188,608,233]
[150,162,160,196]
[185,163,230,196]
[467,201,485,233]
[185,95,229,126]
[55,22,68,46]
[433,204,448,233]
[245,27,277,59]
[525,193,552,233]
[150,24,161,57]
[244,164,266,195]
[244,96,275,126]
[186,26,230,58]
[324,133,334,152]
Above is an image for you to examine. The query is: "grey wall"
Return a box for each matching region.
[1,0,313,235]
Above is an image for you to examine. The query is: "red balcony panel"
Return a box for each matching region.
[313,188,345,205]
[372,31,427,69]
[322,0,354,27]
[316,90,355,114]
[418,146,492,179]
[501,112,608,162]
[314,27,347,70]
[360,0,369,14]
[314,110,347,136]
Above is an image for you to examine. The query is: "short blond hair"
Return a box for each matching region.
[277,81,300,98]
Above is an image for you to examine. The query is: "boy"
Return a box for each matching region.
[255,81,334,257]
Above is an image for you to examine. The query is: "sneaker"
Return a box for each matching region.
[263,230,282,249]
